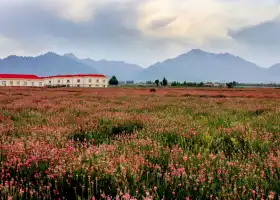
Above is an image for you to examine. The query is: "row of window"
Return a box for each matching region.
[49,79,106,84]
[1,80,106,87]
[1,81,42,86]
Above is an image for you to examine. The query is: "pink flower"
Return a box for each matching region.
[268,191,274,199]
[122,193,130,200]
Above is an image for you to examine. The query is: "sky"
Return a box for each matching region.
[0,0,279,68]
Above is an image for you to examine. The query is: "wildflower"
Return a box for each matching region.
[183,156,188,161]
[122,193,130,200]
[268,192,274,199]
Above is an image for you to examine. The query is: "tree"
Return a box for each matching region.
[226,82,233,88]
[109,76,119,85]
[171,81,179,86]
[146,81,152,84]
[162,77,168,87]
[226,81,238,88]
[198,82,204,87]
[155,79,159,87]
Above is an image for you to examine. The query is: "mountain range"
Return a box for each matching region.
[1,49,280,83]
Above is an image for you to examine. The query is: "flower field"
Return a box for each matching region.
[1,87,280,199]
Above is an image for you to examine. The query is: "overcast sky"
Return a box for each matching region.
[0,0,279,67]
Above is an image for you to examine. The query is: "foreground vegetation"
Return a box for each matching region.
[0,87,280,199]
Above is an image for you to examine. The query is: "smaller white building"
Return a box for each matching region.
[0,74,108,88]
[45,74,108,88]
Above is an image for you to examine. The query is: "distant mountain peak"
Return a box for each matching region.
[188,49,206,54]
[4,55,19,60]
[43,52,59,57]
[64,53,78,60]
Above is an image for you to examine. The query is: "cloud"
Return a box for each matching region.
[0,0,279,67]
[229,17,280,48]
[148,17,177,30]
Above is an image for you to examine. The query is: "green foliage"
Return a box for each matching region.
[226,81,238,88]
[155,79,159,87]
[162,77,168,87]
[69,119,144,145]
[170,81,205,87]
[109,76,119,85]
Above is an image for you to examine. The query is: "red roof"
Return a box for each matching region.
[0,74,43,79]
[46,74,106,78]
[0,74,106,80]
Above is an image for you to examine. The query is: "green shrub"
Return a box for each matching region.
[69,120,144,145]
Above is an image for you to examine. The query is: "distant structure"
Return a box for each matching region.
[125,80,134,84]
[0,74,108,88]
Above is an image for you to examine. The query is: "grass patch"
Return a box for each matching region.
[69,119,144,145]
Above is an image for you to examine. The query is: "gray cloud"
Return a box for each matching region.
[148,17,177,30]
[0,1,140,44]
[0,0,279,67]
[0,1,191,66]
[229,17,280,48]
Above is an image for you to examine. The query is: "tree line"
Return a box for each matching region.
[109,75,239,88]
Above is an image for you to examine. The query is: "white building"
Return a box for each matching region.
[0,74,108,88]
[0,74,44,87]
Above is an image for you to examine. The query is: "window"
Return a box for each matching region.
[103,80,106,83]
[96,85,98,87]
[39,82,42,86]
[32,82,35,86]
[96,79,99,83]
[77,79,80,83]
[67,80,70,83]
[67,84,70,87]
[24,82,27,86]
[89,85,91,87]
[49,80,51,84]
[58,80,61,84]
[2,81,6,86]
[77,84,80,87]
[17,81,20,86]
[89,79,92,83]
[10,81,13,86]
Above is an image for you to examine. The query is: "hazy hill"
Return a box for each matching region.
[137,49,269,83]
[64,54,143,81]
[0,52,97,76]
[267,63,280,82]
[1,50,280,83]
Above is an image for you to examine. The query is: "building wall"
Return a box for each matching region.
[0,79,43,87]
[0,76,108,88]
[45,76,108,88]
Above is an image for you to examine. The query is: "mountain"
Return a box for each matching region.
[64,54,143,81]
[267,64,280,82]
[137,49,269,82]
[0,52,98,76]
[1,50,280,83]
